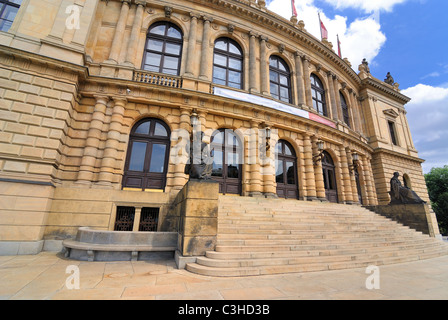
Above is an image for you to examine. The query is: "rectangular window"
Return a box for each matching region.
[0,0,22,32]
[114,206,135,231]
[388,121,398,146]
[139,207,159,232]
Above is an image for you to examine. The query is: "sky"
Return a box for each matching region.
[266,0,448,173]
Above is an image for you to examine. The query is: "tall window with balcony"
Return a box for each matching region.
[213,38,243,89]
[0,0,22,32]
[269,56,291,104]
[311,74,327,117]
[142,22,183,75]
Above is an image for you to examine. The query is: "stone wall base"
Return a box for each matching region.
[366,204,441,239]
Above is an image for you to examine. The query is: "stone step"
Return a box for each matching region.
[214,238,440,252]
[196,246,448,269]
[186,249,448,277]
[185,196,448,277]
[206,242,447,260]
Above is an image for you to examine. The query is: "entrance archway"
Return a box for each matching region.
[210,129,243,195]
[322,151,338,203]
[275,140,299,199]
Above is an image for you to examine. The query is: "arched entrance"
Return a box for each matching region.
[322,151,338,203]
[275,140,299,199]
[210,129,242,195]
[122,118,171,191]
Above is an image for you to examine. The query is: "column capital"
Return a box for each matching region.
[201,15,213,23]
[259,35,268,42]
[249,31,258,38]
[121,0,132,5]
[112,96,127,106]
[190,12,200,20]
[93,94,110,105]
[135,0,147,6]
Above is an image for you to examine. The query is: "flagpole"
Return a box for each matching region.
[318,12,323,40]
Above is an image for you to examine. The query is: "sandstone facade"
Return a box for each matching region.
[0,0,435,253]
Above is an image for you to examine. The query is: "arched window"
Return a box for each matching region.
[213,38,243,89]
[123,118,171,191]
[142,22,183,75]
[322,151,338,203]
[210,129,243,195]
[269,56,291,103]
[275,140,299,199]
[311,74,327,116]
[340,92,350,127]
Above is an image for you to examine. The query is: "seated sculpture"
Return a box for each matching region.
[389,172,426,205]
[184,130,213,180]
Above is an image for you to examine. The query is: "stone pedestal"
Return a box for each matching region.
[367,204,441,239]
[172,180,219,267]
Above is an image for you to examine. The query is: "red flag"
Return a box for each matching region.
[320,20,328,39]
[291,0,297,17]
[318,13,328,39]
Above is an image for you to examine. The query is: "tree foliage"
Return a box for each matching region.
[425,166,448,235]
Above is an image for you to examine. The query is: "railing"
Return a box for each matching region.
[133,71,183,88]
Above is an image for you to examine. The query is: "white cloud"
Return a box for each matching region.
[320,0,408,13]
[267,0,387,67]
[401,84,448,172]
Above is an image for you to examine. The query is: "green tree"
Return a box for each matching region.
[425,166,448,235]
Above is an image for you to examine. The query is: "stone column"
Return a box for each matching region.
[97,97,126,187]
[249,32,258,93]
[295,52,306,107]
[124,1,146,66]
[302,56,312,107]
[171,107,192,191]
[339,146,353,204]
[302,134,317,200]
[347,150,360,204]
[311,135,326,201]
[360,155,375,205]
[333,75,343,121]
[365,155,378,205]
[185,13,199,76]
[76,95,109,185]
[133,207,142,231]
[326,72,338,121]
[259,36,269,95]
[199,17,212,80]
[108,0,131,63]
[261,127,276,197]
[248,121,263,196]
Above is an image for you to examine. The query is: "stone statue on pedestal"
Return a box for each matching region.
[184,131,213,180]
[389,172,426,205]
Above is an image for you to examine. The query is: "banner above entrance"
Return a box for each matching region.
[213,87,336,129]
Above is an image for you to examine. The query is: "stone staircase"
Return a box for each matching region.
[186,196,448,277]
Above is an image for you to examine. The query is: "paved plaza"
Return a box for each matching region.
[0,252,447,300]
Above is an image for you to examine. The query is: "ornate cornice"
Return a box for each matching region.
[361,77,411,105]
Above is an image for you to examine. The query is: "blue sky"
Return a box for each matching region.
[266,0,448,173]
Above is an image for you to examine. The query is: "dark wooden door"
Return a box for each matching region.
[275,140,299,199]
[122,119,171,191]
[322,151,338,203]
[210,129,242,195]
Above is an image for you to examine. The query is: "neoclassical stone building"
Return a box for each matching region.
[0,0,436,255]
